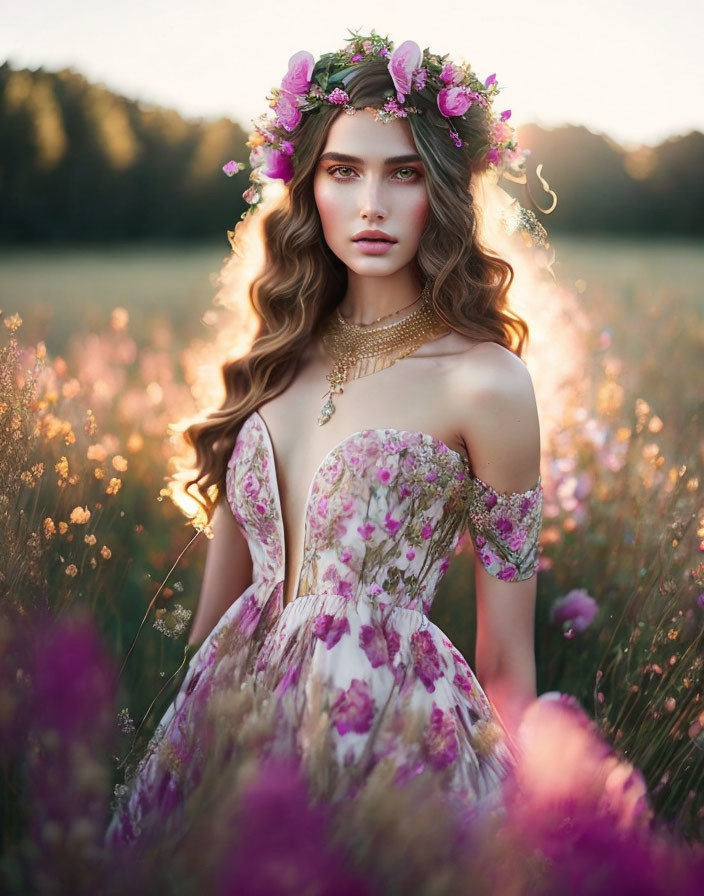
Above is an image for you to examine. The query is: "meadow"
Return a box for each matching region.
[0,234,703,893]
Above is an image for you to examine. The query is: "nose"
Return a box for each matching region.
[359,174,387,222]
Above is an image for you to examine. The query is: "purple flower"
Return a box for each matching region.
[453,667,475,696]
[218,759,373,896]
[437,86,475,118]
[350,53,364,62]
[330,679,376,735]
[698,592,704,610]
[410,630,443,692]
[312,613,351,649]
[222,159,244,177]
[384,512,401,534]
[359,624,389,668]
[484,73,497,87]
[276,661,301,694]
[485,146,502,166]
[382,97,408,118]
[440,63,464,86]
[357,522,376,541]
[496,515,513,537]
[485,492,498,509]
[551,588,599,634]
[500,109,512,121]
[387,39,422,103]
[411,68,427,90]
[280,49,315,97]
[261,146,295,182]
[326,87,350,105]
[423,704,459,770]
[274,92,302,132]
[421,522,433,539]
[498,565,518,581]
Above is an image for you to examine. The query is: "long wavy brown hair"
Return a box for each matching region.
[177,57,528,525]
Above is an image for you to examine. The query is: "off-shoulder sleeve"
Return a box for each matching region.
[465,475,542,582]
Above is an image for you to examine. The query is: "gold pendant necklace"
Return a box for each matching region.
[317,283,449,426]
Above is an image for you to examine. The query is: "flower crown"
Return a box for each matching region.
[223,30,528,215]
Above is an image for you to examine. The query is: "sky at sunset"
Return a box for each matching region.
[2,0,701,147]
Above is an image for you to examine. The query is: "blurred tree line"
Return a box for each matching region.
[1,62,702,242]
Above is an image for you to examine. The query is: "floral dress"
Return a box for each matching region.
[106,410,542,847]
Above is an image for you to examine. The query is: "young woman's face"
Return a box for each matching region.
[313,110,429,278]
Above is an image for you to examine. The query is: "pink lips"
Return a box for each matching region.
[352,229,397,256]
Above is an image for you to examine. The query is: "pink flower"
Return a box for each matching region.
[242,186,261,205]
[280,49,315,97]
[312,613,351,649]
[485,146,502,166]
[509,530,526,551]
[412,68,427,90]
[496,516,513,537]
[500,109,512,121]
[387,39,422,103]
[222,160,244,177]
[359,624,389,668]
[453,668,475,696]
[276,661,301,695]
[274,93,302,132]
[350,53,364,62]
[315,496,328,519]
[330,679,376,735]
[425,470,438,482]
[421,522,433,539]
[484,73,497,88]
[406,549,416,561]
[384,512,401,535]
[410,630,443,692]
[498,565,518,581]
[339,548,353,564]
[440,63,464,86]
[551,589,599,634]
[378,468,392,484]
[423,704,459,770]
[357,522,376,541]
[368,583,383,597]
[437,86,475,118]
[261,146,294,182]
[382,97,407,118]
[485,492,498,509]
[326,87,350,105]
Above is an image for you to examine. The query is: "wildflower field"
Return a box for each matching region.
[0,236,703,893]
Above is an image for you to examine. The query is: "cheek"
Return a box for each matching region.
[404,189,430,240]
[314,177,344,240]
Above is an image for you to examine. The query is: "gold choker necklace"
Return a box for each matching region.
[317,283,449,426]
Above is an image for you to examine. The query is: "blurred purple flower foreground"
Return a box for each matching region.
[25,611,117,893]
[216,759,375,896]
[550,588,599,637]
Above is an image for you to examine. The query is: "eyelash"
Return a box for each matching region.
[327,166,421,183]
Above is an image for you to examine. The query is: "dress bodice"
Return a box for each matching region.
[226,411,542,615]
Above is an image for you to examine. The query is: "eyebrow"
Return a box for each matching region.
[318,152,423,165]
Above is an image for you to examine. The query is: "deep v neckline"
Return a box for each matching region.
[248,410,469,606]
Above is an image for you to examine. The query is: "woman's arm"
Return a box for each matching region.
[187,495,253,648]
[456,343,541,743]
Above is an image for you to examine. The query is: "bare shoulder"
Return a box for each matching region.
[441,339,540,492]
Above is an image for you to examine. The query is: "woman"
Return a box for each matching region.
[107,31,544,847]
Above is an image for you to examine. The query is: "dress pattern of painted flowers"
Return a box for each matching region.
[107,411,542,847]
